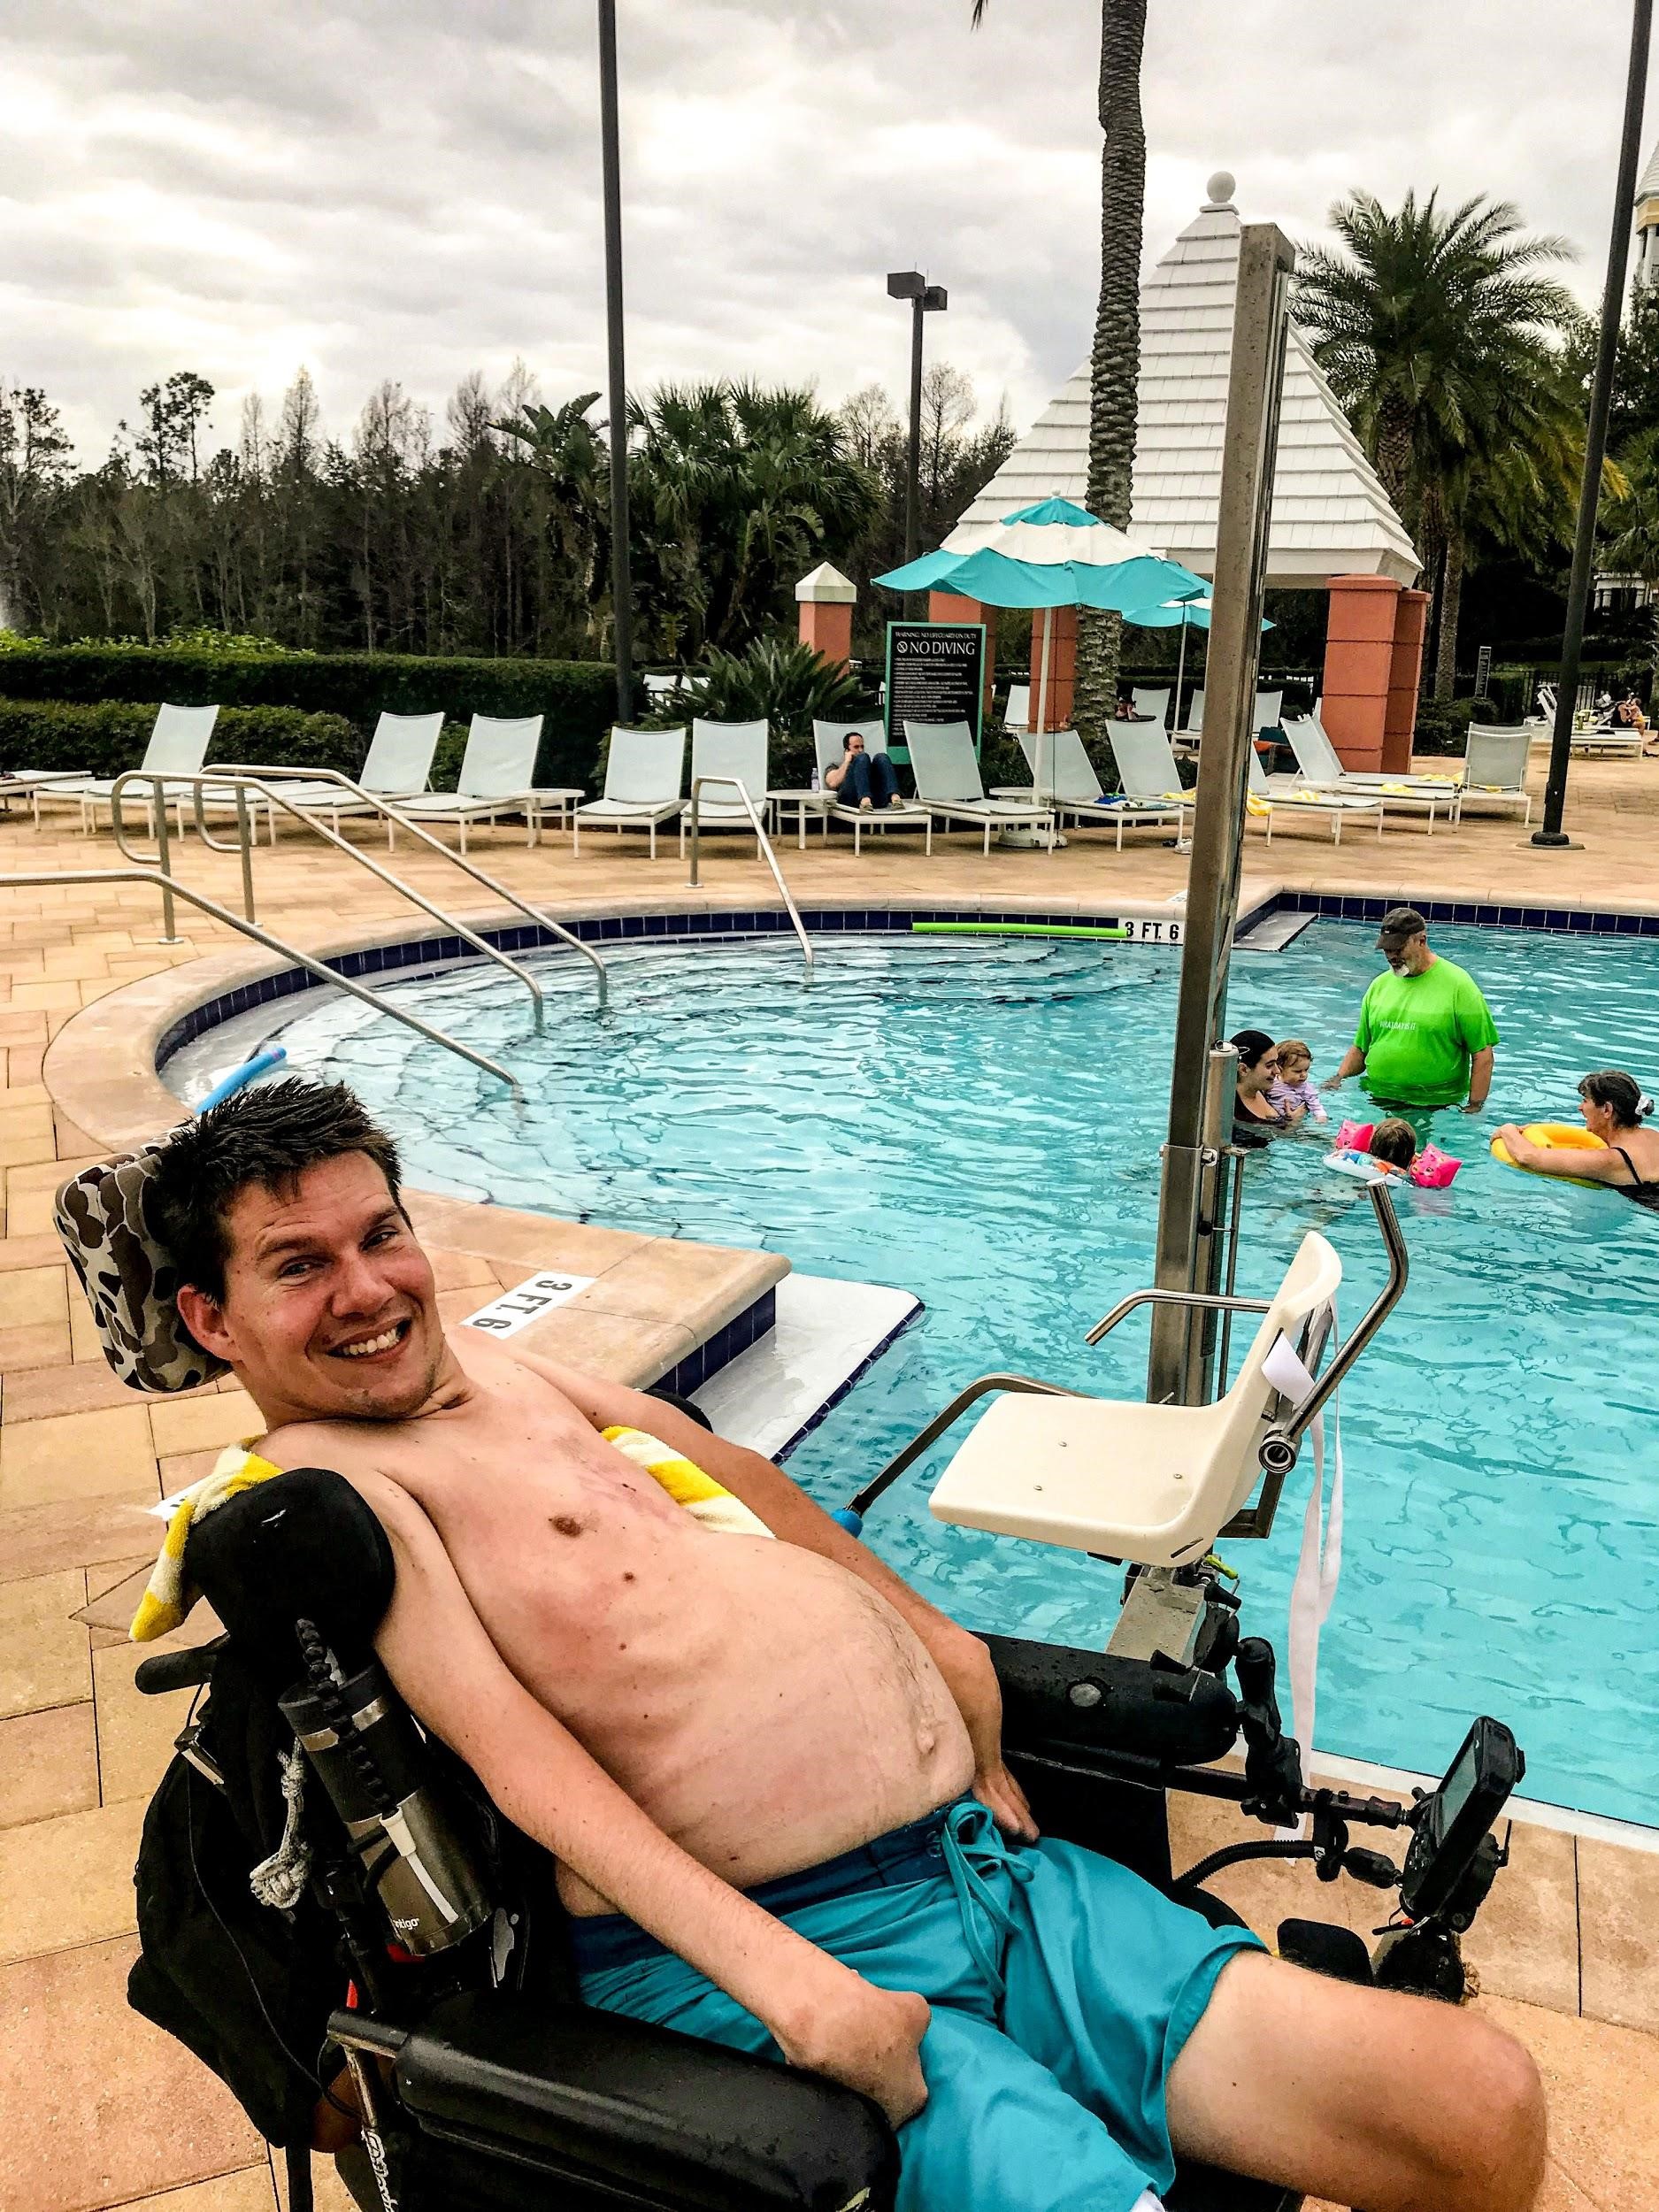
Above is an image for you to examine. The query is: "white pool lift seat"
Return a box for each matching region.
[573,726,687,858]
[905,720,1056,854]
[930,1230,1342,1571]
[30,703,219,834]
[684,718,770,853]
[387,714,575,851]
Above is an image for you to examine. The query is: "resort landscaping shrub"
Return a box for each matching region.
[1410,696,1499,754]
[0,700,359,778]
[0,641,619,791]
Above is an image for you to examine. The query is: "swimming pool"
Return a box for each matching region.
[177,918,1659,1826]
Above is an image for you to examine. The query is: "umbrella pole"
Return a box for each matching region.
[1035,606,1054,807]
[1175,609,1189,734]
[1148,224,1292,1410]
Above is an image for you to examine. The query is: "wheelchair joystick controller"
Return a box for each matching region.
[281,1621,490,1962]
[1233,1637,1305,1824]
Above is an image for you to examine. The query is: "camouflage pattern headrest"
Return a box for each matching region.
[54,1148,229,1394]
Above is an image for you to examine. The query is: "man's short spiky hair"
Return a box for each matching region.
[150,1077,403,1302]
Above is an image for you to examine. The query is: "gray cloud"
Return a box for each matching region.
[1,0,1649,465]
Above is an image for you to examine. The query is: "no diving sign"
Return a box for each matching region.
[465,1270,595,1337]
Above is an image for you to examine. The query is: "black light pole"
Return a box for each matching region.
[598,0,634,721]
[1535,0,1653,846]
[887,271,948,569]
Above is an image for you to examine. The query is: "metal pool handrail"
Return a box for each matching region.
[683,774,814,979]
[108,764,610,1016]
[0,864,522,1102]
[108,769,546,1032]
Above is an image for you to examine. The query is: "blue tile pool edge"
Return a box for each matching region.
[153,893,1659,1070]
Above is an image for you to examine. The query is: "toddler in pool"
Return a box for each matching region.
[1269,1038,1327,1124]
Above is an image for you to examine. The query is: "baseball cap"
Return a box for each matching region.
[1376,905,1427,946]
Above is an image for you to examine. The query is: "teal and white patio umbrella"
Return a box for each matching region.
[876,499,1209,800]
[1120,593,1274,735]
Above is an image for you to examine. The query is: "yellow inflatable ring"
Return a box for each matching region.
[1490,1123,1607,1188]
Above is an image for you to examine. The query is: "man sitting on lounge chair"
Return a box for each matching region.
[150,1079,1545,2212]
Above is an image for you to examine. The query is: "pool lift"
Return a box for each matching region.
[846,225,1521,2002]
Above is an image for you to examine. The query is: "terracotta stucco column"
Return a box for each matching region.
[1382,588,1432,773]
[927,590,996,715]
[795,561,856,670]
[1320,575,1401,771]
[1018,604,1076,730]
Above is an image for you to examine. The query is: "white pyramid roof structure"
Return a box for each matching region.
[1637,138,1659,203]
[952,181,1420,589]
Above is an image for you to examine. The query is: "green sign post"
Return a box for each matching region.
[884,620,986,764]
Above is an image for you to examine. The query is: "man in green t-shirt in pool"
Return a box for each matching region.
[1324,906,1498,1114]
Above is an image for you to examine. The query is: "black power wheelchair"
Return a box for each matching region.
[132,1415,1520,2212]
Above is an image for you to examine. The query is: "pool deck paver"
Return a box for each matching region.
[0,756,1655,2210]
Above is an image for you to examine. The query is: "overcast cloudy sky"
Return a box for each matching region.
[3,1,1654,463]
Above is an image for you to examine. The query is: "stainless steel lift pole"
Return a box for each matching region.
[1148,222,1294,1409]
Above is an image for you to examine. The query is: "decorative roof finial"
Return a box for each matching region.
[1204,171,1237,211]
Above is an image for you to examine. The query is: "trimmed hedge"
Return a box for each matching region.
[0,644,621,792]
[0,700,361,779]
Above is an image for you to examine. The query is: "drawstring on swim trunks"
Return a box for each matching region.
[939,1797,1034,2000]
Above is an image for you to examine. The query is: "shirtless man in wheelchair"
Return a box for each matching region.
[148,1079,1545,2212]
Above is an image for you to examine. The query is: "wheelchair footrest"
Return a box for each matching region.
[388,1990,898,2212]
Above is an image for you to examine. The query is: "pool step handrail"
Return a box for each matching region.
[0,864,522,1102]
[107,765,608,1017]
[683,773,814,979]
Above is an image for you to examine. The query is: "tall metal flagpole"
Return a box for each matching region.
[1535,0,1652,846]
[1147,224,1294,1409]
[597,0,634,722]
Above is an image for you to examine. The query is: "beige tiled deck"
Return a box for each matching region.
[2,757,1656,2212]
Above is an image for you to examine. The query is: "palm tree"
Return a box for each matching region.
[626,382,879,657]
[1296,191,1578,692]
[973,1,1146,741]
[1599,427,1659,678]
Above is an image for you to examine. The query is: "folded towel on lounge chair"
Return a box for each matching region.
[132,1424,770,1640]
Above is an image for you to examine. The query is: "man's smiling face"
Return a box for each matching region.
[176,1151,446,1427]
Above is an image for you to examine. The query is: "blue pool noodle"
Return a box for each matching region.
[197,1043,288,1113]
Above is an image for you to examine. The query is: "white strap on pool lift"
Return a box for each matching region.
[1261,1302,1343,1840]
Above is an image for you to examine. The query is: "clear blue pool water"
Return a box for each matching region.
[234,920,1659,1825]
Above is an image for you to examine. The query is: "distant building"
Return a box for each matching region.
[1635,140,1659,288]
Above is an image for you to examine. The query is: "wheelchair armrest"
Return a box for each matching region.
[381,1990,899,2212]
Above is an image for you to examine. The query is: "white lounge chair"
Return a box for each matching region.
[931,1230,1342,1570]
[1004,729,1167,850]
[1173,687,1205,755]
[29,703,220,835]
[1452,726,1532,824]
[683,719,770,855]
[385,715,574,852]
[1253,688,1284,735]
[572,726,686,858]
[769,722,933,854]
[1523,683,1643,756]
[1103,723,1197,845]
[1246,748,1384,843]
[1003,683,1032,733]
[1130,686,1171,727]
[1280,712,1451,828]
[904,721,1055,854]
[211,711,445,848]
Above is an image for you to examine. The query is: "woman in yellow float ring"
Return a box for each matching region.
[1493,1070,1659,1211]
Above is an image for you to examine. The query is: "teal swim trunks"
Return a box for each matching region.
[572,1796,1263,2212]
